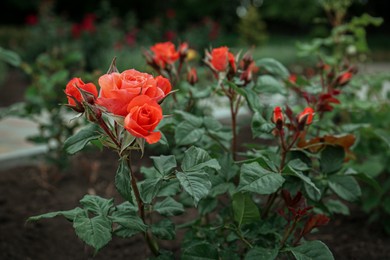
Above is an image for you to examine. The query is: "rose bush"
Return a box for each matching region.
[27,5,384,258]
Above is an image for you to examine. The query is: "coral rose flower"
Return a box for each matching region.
[210,46,236,72]
[97,69,165,116]
[124,95,163,144]
[65,77,98,106]
[150,42,180,69]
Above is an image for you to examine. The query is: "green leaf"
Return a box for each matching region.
[284,162,320,196]
[255,58,289,79]
[182,242,219,260]
[203,116,223,131]
[328,175,361,202]
[63,124,102,154]
[176,171,211,206]
[242,87,262,111]
[73,211,112,252]
[251,111,274,138]
[110,210,147,232]
[245,247,279,260]
[28,207,83,222]
[351,172,382,193]
[374,129,390,149]
[157,179,181,197]
[383,197,390,215]
[154,197,184,216]
[151,155,177,176]
[79,195,114,216]
[232,192,260,227]
[304,181,322,202]
[182,146,221,172]
[175,121,205,146]
[175,110,203,126]
[320,146,345,174]
[325,199,350,215]
[140,178,163,204]
[238,162,285,195]
[198,197,218,215]
[255,75,286,95]
[151,219,175,240]
[0,47,22,66]
[288,240,334,260]
[115,158,133,202]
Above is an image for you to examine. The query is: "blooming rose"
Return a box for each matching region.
[96,69,166,116]
[150,42,179,69]
[210,46,236,72]
[124,95,163,144]
[65,77,98,106]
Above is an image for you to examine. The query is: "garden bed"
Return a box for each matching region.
[1,148,390,259]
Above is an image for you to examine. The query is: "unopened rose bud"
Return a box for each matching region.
[187,67,198,85]
[87,106,102,123]
[272,106,284,130]
[297,107,314,130]
[240,68,252,86]
[288,74,297,84]
[240,51,254,70]
[178,42,189,60]
[336,71,353,86]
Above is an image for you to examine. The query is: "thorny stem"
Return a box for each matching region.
[126,157,160,256]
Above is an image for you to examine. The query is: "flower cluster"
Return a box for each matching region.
[65,66,171,144]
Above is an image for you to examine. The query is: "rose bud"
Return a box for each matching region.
[209,46,236,73]
[86,106,102,123]
[288,74,297,84]
[178,42,189,60]
[65,77,98,112]
[240,51,254,70]
[272,106,284,130]
[240,68,252,86]
[187,67,198,86]
[297,107,314,130]
[335,71,353,86]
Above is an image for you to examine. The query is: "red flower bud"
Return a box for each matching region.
[336,72,353,86]
[297,107,314,128]
[288,74,297,84]
[65,78,98,112]
[187,67,198,86]
[272,106,284,130]
[178,42,189,60]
